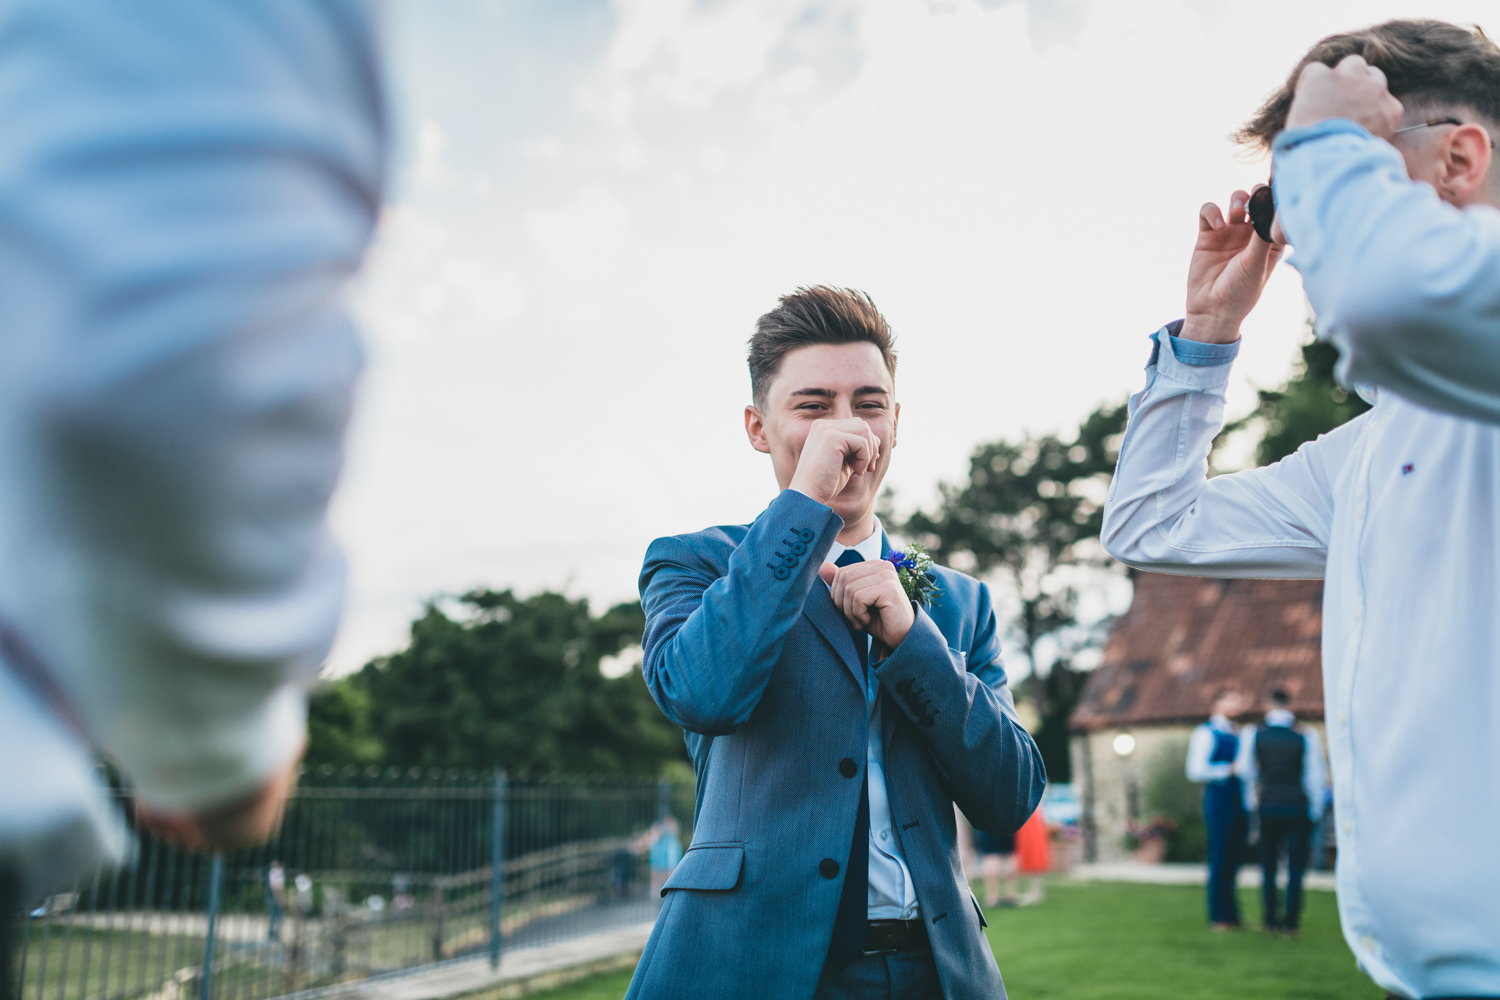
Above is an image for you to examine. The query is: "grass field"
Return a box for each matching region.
[524,880,1386,999]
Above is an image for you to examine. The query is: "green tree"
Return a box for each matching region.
[901,402,1130,782]
[306,590,687,776]
[1220,325,1371,467]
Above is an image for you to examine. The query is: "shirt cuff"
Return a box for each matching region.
[1146,322,1240,367]
[1272,117,1371,156]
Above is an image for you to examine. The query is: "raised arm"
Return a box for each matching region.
[0,2,384,844]
[1273,55,1500,424]
[640,491,842,735]
[1100,326,1354,578]
[1274,121,1500,423]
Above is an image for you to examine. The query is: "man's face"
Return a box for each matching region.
[745,341,899,526]
[1213,691,1244,719]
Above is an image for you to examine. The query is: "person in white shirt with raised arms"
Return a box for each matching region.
[1101,19,1500,1000]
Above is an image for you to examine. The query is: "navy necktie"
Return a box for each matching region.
[828,548,869,968]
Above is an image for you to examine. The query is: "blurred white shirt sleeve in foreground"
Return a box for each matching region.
[0,0,385,901]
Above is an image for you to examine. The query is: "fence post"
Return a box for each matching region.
[656,777,669,824]
[489,769,506,971]
[199,853,224,1000]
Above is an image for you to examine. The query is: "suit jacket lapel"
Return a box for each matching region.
[803,579,866,695]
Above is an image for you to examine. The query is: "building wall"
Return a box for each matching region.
[1071,725,1193,863]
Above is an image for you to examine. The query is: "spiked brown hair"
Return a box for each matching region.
[747,286,897,409]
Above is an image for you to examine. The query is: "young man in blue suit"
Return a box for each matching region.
[626,286,1046,1000]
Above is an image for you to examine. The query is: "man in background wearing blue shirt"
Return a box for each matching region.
[1184,689,1247,931]
[1103,19,1500,999]
[1235,689,1328,939]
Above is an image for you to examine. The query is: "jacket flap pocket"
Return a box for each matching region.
[662,843,744,893]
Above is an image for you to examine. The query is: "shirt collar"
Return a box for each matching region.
[1265,708,1296,727]
[824,518,884,565]
[1208,713,1236,731]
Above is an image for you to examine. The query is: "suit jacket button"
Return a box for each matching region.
[819,858,840,879]
[839,757,857,778]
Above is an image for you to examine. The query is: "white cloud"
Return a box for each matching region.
[524,187,630,275]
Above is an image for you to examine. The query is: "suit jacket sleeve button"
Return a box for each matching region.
[819,858,840,879]
[839,757,858,778]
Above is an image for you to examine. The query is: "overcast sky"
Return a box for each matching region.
[328,0,1495,676]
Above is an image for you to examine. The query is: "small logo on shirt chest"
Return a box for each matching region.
[1401,463,1415,476]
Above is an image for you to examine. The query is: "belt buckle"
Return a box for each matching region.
[862,918,912,955]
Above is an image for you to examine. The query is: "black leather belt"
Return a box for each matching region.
[864,918,929,954]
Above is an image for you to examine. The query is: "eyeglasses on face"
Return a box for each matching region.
[1393,116,1496,149]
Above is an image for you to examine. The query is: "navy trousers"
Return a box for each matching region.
[1203,779,1247,925]
[1259,807,1311,930]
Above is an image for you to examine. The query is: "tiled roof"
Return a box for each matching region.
[1070,572,1325,731]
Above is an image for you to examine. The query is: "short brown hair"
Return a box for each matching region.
[748,286,897,408]
[1235,19,1500,152]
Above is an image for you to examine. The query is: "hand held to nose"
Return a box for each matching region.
[788,419,880,506]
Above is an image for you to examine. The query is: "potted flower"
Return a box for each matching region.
[1122,816,1176,864]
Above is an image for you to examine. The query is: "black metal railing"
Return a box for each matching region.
[10,769,693,1000]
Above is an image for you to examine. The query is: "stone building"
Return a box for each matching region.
[1068,572,1326,862]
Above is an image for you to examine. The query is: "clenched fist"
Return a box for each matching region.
[819,557,914,653]
[1286,55,1403,138]
[787,418,880,508]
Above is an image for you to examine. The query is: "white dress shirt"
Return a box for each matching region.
[0,2,383,900]
[1102,119,1500,999]
[824,520,920,921]
[1234,710,1328,821]
[1184,714,1238,784]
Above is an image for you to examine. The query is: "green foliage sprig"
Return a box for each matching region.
[884,544,940,608]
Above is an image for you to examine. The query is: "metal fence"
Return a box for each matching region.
[10,769,694,1000]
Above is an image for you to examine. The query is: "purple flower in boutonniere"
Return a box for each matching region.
[885,544,940,609]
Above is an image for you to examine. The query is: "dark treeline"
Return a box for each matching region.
[308,590,688,777]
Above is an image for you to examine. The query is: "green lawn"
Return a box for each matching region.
[526,881,1385,999]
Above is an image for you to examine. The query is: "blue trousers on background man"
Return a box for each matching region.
[1259,807,1312,932]
[1203,778,1247,925]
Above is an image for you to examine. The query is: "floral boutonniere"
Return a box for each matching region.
[885,544,940,609]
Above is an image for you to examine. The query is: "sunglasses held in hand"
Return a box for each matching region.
[1247,184,1276,243]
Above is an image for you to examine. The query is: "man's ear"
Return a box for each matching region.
[890,401,900,449]
[745,405,771,454]
[1440,123,1493,205]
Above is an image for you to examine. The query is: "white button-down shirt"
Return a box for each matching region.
[1184,714,1238,784]
[825,521,920,921]
[0,3,382,900]
[1102,120,1500,1000]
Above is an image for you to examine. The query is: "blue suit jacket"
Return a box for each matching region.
[625,490,1046,1000]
